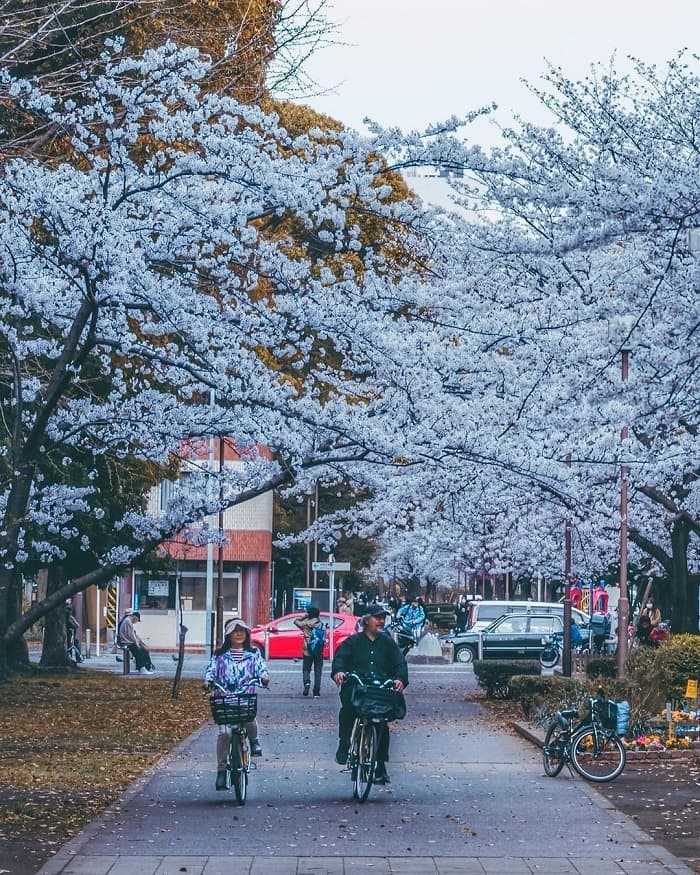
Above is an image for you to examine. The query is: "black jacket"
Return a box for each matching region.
[331,630,409,687]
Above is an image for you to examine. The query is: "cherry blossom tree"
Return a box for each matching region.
[354,54,700,632]
[0,41,448,674]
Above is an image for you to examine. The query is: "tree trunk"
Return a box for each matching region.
[39,566,73,668]
[669,518,697,634]
[7,573,29,669]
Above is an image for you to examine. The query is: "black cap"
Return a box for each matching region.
[363,604,389,618]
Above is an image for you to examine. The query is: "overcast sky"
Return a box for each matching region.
[299,0,698,147]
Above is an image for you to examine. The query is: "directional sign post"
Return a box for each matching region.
[312,558,351,660]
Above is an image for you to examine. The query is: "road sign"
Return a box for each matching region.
[312,561,351,572]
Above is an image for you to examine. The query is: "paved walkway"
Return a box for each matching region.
[34,657,694,875]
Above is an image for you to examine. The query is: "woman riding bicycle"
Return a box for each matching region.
[331,604,408,785]
[203,617,269,791]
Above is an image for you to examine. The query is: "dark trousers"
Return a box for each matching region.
[302,652,323,695]
[338,687,390,765]
[127,643,153,670]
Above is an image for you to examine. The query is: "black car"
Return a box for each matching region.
[440,612,585,663]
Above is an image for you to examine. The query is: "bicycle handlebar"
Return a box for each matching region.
[341,671,396,690]
[206,677,268,695]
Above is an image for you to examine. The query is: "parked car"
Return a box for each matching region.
[440,610,588,663]
[462,599,588,632]
[250,612,358,659]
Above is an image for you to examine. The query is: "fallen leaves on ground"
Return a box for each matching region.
[0,668,210,870]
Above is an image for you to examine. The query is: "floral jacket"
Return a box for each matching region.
[204,648,269,694]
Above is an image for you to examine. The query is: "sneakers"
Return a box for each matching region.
[215,770,227,791]
[373,764,390,785]
[139,667,156,675]
[335,742,349,765]
[250,741,263,757]
[302,683,310,697]
[313,693,320,698]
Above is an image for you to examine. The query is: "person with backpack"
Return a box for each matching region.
[294,606,326,697]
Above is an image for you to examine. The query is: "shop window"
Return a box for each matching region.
[137,576,176,610]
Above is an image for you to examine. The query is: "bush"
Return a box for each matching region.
[472,660,540,699]
[620,635,700,724]
[655,634,700,701]
[586,657,617,679]
[509,674,587,721]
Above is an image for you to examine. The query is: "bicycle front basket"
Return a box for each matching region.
[350,686,406,721]
[210,692,258,725]
[593,698,618,731]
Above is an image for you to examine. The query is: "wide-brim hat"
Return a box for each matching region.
[224,617,250,636]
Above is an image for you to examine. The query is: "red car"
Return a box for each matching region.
[250,612,358,659]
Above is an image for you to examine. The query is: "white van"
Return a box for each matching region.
[466,600,588,631]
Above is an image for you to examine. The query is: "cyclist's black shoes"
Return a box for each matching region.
[250,741,263,757]
[302,683,310,697]
[215,770,227,791]
[374,765,390,784]
[335,742,349,765]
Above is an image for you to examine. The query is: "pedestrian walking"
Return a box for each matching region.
[294,606,325,697]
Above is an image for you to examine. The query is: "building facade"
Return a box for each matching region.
[90,440,273,652]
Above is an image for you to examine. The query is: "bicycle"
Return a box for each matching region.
[343,672,406,802]
[208,679,265,804]
[539,631,589,669]
[542,693,626,783]
[66,628,84,664]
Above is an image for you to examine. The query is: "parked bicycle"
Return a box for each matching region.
[343,672,406,801]
[542,691,627,783]
[66,627,84,664]
[207,678,266,804]
[539,631,587,669]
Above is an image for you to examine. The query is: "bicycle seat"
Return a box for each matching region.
[559,709,578,719]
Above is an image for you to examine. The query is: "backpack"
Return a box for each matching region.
[308,624,327,656]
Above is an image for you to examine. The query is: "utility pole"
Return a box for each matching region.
[617,346,631,677]
[215,436,225,649]
[562,453,572,678]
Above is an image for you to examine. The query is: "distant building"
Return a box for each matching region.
[113,440,272,652]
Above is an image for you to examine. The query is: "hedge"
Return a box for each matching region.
[472,660,540,699]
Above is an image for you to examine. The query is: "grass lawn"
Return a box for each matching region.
[0,668,210,872]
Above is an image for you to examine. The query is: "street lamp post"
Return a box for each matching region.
[215,436,225,649]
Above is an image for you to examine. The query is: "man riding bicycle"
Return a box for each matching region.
[331,604,408,785]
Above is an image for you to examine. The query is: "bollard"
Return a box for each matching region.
[122,647,131,675]
[85,628,91,658]
[264,627,270,662]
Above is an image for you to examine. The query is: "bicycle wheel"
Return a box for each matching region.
[571,727,625,782]
[353,722,376,802]
[542,721,567,777]
[230,732,248,804]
